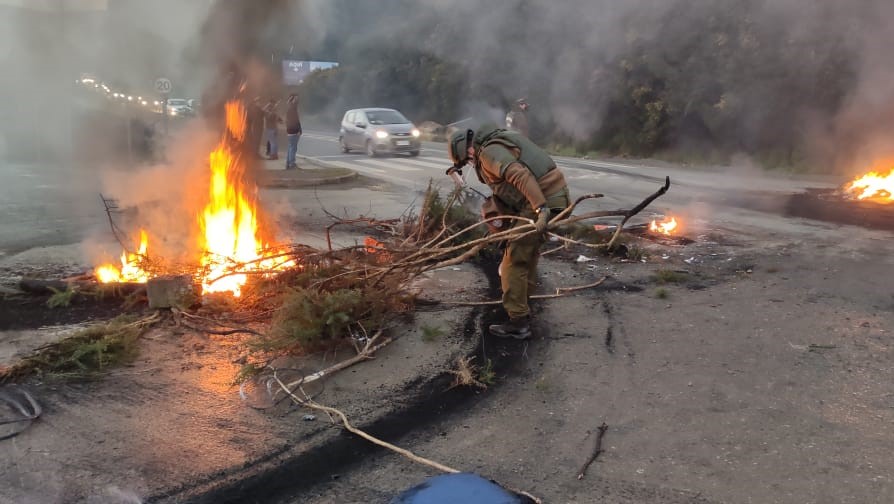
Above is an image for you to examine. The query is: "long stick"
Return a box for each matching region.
[281,331,391,390]
[577,422,609,480]
[439,276,608,306]
[272,374,543,503]
[273,373,460,473]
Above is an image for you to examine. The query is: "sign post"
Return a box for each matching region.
[154,78,172,135]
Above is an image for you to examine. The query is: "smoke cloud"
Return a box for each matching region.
[6,0,894,259]
[294,0,894,171]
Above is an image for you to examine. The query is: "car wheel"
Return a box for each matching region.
[409,150,420,157]
[366,140,377,158]
[340,137,350,153]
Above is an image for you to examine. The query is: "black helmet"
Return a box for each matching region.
[448,129,474,167]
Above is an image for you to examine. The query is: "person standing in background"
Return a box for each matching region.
[285,94,302,169]
[505,98,530,138]
[246,96,265,159]
[263,99,281,160]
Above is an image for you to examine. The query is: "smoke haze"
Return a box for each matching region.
[4,0,894,258]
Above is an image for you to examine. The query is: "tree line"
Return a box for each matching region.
[296,0,876,171]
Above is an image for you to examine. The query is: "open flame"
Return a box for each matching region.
[649,216,679,236]
[845,169,894,203]
[95,230,150,283]
[94,100,294,296]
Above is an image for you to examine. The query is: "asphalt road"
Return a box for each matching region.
[296,128,839,232]
[0,126,839,258]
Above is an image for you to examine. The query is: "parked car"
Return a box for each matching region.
[339,108,421,157]
[166,98,194,117]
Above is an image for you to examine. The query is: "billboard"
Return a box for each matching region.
[282,60,339,86]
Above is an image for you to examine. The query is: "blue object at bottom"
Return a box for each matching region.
[390,473,523,504]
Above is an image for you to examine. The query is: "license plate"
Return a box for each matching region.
[396,140,410,146]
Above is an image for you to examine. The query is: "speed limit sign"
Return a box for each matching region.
[154,78,172,94]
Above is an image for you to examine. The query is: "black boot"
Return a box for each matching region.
[489,316,531,340]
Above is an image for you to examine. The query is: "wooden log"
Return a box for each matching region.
[18,278,145,296]
[18,278,69,294]
[146,275,200,309]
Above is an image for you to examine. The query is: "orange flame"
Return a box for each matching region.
[95,99,294,295]
[200,100,294,297]
[845,169,894,203]
[649,216,678,236]
[94,230,150,283]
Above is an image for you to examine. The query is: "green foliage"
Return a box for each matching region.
[478,358,496,386]
[233,363,265,385]
[654,269,689,284]
[267,287,370,351]
[655,287,669,299]
[299,46,465,125]
[417,184,484,244]
[46,286,76,309]
[308,1,858,169]
[625,245,647,262]
[421,325,444,342]
[2,315,143,382]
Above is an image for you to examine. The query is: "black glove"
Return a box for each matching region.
[535,207,549,233]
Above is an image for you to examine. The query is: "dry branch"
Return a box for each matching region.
[272,372,543,504]
[577,422,609,480]
[273,371,460,473]
[281,330,391,391]
[438,276,608,306]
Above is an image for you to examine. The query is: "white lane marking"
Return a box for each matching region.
[357,159,423,172]
[301,133,339,142]
[324,160,384,174]
[322,160,417,186]
[388,157,449,170]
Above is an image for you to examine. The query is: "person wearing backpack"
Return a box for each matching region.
[448,125,570,339]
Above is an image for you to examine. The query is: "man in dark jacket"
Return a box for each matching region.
[285,94,302,169]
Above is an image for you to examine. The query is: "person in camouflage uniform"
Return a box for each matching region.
[505,98,530,138]
[448,125,570,339]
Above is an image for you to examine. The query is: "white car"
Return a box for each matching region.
[166,99,194,117]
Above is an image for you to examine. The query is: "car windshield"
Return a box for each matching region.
[366,110,408,125]
[168,100,187,106]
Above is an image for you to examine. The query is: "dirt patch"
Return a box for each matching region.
[0,294,130,331]
[281,223,894,503]
[0,263,486,504]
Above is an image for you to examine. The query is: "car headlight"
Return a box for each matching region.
[375,130,389,139]
[411,129,421,137]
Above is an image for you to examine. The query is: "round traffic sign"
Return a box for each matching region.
[154,78,172,94]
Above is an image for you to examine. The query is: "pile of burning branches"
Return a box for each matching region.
[2,176,670,385]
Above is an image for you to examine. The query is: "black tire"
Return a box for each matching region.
[366,141,377,158]
[409,150,420,157]
[340,137,350,153]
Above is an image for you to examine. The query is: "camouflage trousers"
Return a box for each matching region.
[501,188,570,319]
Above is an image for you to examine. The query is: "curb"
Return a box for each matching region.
[259,156,357,188]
